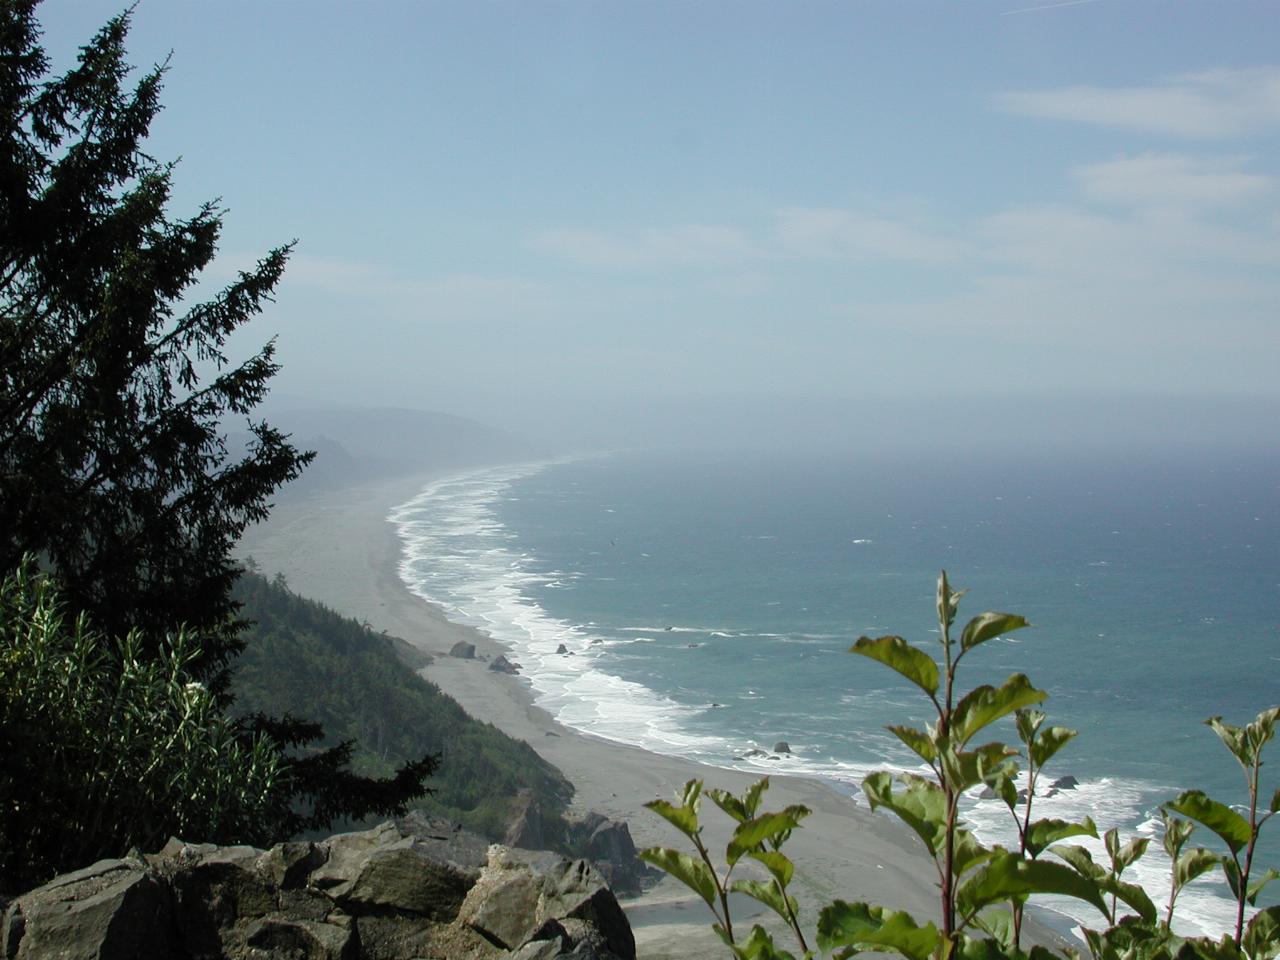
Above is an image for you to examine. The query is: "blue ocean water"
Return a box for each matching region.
[390,447,1280,937]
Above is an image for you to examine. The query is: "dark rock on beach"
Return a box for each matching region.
[489,654,520,675]
[773,741,791,754]
[450,640,478,659]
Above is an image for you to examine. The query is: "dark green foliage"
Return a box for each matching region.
[231,571,574,839]
[0,2,439,877]
[0,0,310,685]
[0,561,285,894]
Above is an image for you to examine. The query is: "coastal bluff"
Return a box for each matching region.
[0,814,634,960]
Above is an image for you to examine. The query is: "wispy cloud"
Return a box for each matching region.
[995,67,1280,139]
[533,210,960,270]
[1073,153,1273,208]
[530,225,756,267]
[280,254,555,322]
[774,207,962,263]
[1001,0,1105,16]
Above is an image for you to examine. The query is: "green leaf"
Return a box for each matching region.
[937,570,965,631]
[748,849,794,889]
[1207,717,1252,769]
[960,612,1030,652]
[971,908,1016,949]
[1180,935,1245,960]
[956,935,1013,960]
[1026,816,1098,859]
[1248,868,1280,906]
[945,742,1018,795]
[708,778,770,825]
[951,674,1047,746]
[851,635,939,698]
[1102,876,1158,924]
[1176,847,1222,888]
[730,878,797,923]
[1248,708,1280,753]
[818,900,942,960]
[638,846,717,907]
[1030,726,1078,769]
[733,924,798,960]
[727,806,811,865]
[956,852,1111,921]
[710,777,772,824]
[1167,791,1252,855]
[1104,829,1150,873]
[645,797,701,841]
[1016,709,1045,746]
[952,828,997,876]
[707,787,749,823]
[1224,859,1242,901]
[888,724,938,764]
[985,769,1018,813]
[1244,905,1280,960]
[1271,788,1280,815]
[681,778,704,809]
[1162,811,1195,861]
[863,771,947,855]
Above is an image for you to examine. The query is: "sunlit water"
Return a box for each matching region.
[390,447,1280,938]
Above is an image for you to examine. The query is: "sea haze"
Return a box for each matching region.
[390,446,1280,938]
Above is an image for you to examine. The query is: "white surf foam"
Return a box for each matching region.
[389,462,724,758]
[388,462,1246,941]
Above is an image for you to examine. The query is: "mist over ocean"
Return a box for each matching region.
[390,447,1280,937]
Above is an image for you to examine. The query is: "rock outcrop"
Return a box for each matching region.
[558,814,652,899]
[449,641,478,659]
[0,815,634,960]
[489,655,520,675]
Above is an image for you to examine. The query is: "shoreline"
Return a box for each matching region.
[238,469,1064,958]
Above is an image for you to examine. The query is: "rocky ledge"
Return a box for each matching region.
[0,813,634,960]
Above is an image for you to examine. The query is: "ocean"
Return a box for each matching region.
[389,446,1280,938]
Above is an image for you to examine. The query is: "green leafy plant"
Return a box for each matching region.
[1166,709,1280,945]
[0,560,283,891]
[823,571,1107,959]
[639,778,814,959]
[641,572,1280,960]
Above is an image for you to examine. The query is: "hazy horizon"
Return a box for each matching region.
[37,1,1280,457]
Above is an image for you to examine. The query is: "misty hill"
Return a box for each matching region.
[254,406,546,493]
[230,570,572,839]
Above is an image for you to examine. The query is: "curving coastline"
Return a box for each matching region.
[238,471,1066,959]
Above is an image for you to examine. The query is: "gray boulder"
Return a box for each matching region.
[450,641,478,659]
[504,790,546,851]
[1,818,633,960]
[310,823,479,921]
[773,741,791,754]
[584,820,643,897]
[459,848,634,960]
[2,857,177,960]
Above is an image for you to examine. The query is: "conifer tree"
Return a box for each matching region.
[0,1,306,682]
[0,1,436,873]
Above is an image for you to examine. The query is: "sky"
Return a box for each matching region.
[34,1,1280,451]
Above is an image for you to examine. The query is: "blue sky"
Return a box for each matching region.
[35,1,1280,448]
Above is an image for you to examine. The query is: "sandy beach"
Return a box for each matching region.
[237,471,1020,959]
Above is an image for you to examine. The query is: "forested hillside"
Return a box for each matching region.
[231,571,573,838]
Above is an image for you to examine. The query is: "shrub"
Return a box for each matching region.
[0,561,284,892]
